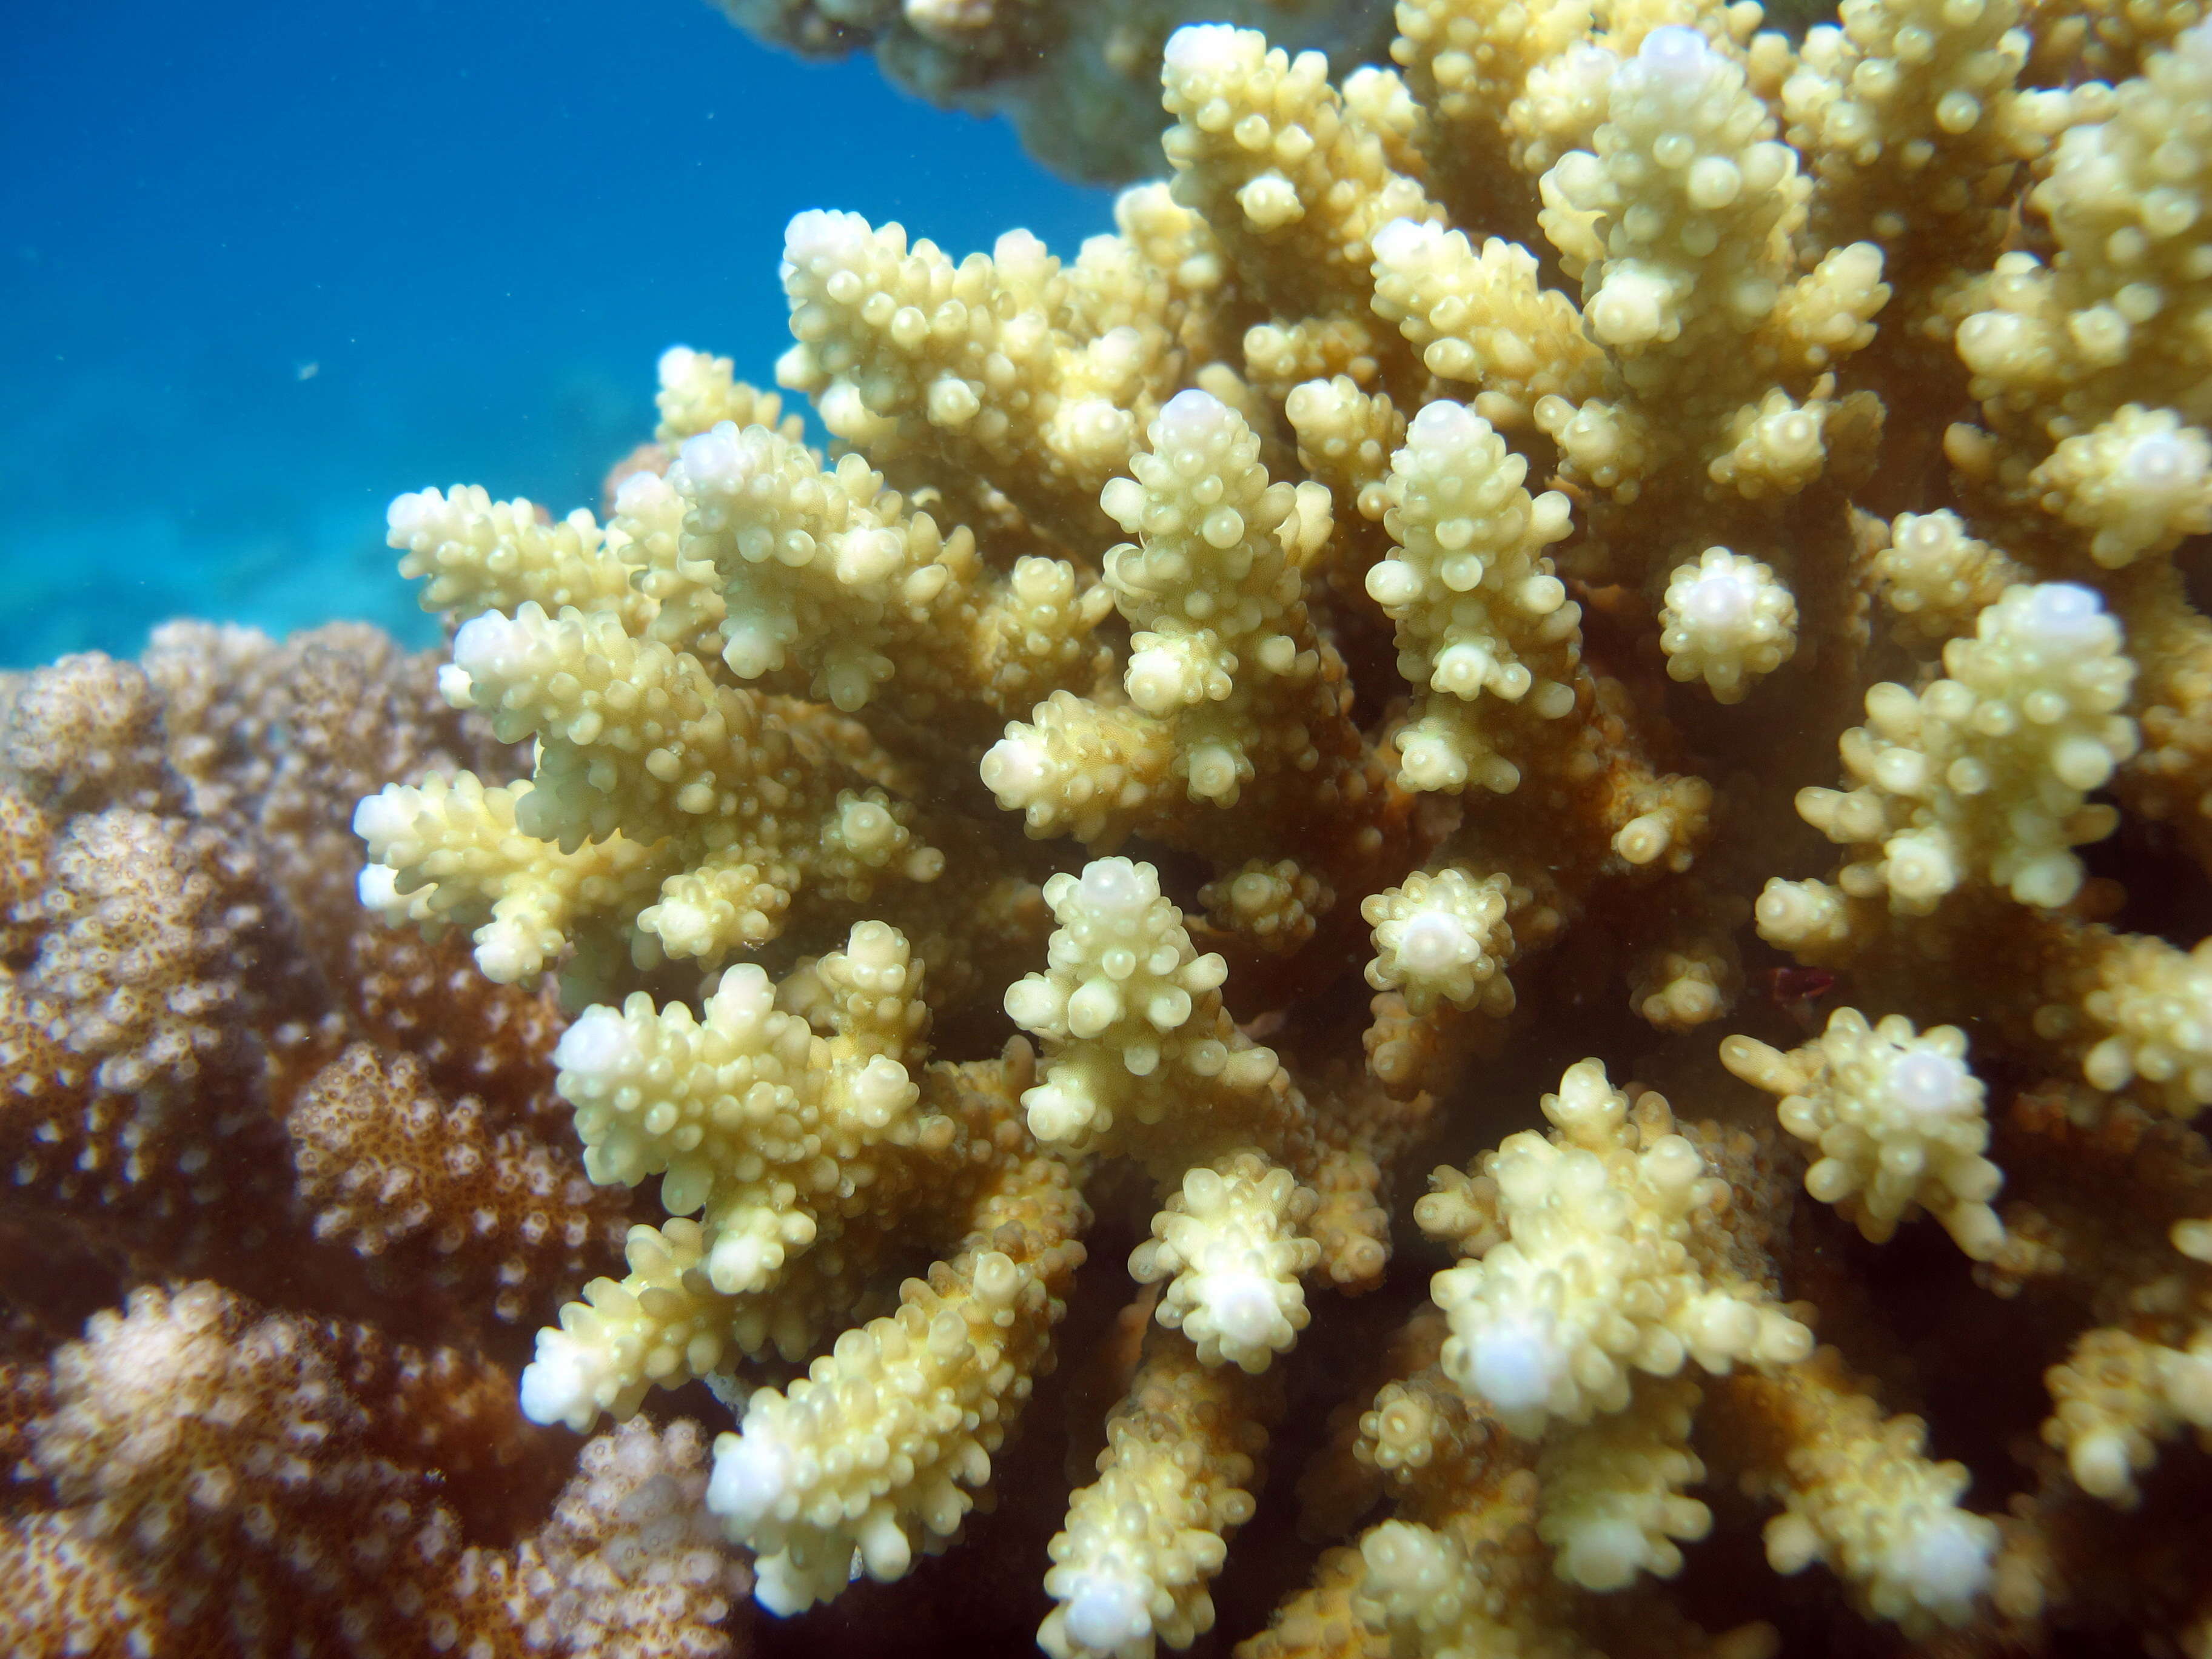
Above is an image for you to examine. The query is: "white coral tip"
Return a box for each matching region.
[980,734,1049,802]
[1467,1309,1564,1413]
[1153,386,1228,448]
[2017,582,2107,649]
[1678,568,1757,630]
[451,611,534,682]
[552,1006,636,1079]
[1370,216,1436,266]
[1398,910,1476,976]
[384,490,431,540]
[1889,1050,1971,1116]
[1632,24,1720,89]
[350,790,409,848]
[1078,857,1150,917]
[1162,21,1248,78]
[1408,397,1484,449]
[677,422,749,494]
[708,1431,795,1529]
[2121,427,2203,493]
[356,862,398,911]
[1558,1517,1649,1592]
[1204,1270,1282,1352]
[1586,265,1675,346]
[1062,1567,1153,1652]
[518,1331,594,1430]
[1889,1510,1994,1611]
[782,207,870,273]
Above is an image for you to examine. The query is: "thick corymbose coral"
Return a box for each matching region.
[21,0,2212,1651]
[334,1,2212,1649]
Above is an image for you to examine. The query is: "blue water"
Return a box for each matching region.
[1,0,1114,668]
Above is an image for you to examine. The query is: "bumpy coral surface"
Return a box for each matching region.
[24,0,2212,1652]
[0,626,749,1653]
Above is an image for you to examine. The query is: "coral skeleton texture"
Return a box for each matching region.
[0,625,748,1654]
[15,0,2212,1652]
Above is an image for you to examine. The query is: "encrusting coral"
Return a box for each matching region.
[20,0,2212,1651]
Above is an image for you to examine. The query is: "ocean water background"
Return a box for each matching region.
[1,0,1114,668]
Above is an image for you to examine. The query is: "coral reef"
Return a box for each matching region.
[22,0,2212,1651]
[0,625,749,1653]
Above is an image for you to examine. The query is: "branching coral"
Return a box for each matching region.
[333,0,2212,1646]
[23,0,2212,1651]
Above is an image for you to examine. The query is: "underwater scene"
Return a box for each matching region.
[5,0,2212,1652]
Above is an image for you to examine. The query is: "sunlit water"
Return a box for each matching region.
[1,0,1113,666]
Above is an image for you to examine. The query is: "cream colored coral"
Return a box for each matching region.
[1781,0,2040,262]
[1705,379,1877,500]
[544,922,930,1296]
[1158,24,1435,346]
[362,600,943,966]
[1130,1153,1322,1371]
[706,1155,1083,1614]
[979,691,1179,846]
[666,420,976,709]
[1367,218,1610,426]
[1608,770,1717,873]
[1361,865,1518,1014]
[1754,877,2212,1118]
[1758,240,1891,378]
[290,2,2212,1644]
[1199,858,1330,951]
[606,466,706,647]
[1356,1373,1459,1483]
[1098,389,1333,802]
[520,1218,740,1432]
[2062,930,2212,1114]
[1352,1489,1573,1659]
[973,555,1121,715]
[2043,1322,2212,1503]
[1795,582,2137,911]
[1873,509,2026,648]
[1537,27,1808,360]
[1422,1059,1812,1436]
[1002,858,1282,1151]
[1038,1337,1269,1658]
[2027,404,2212,568]
[1283,375,1403,526]
[982,390,1355,837]
[353,773,677,984]
[652,344,804,446]
[1657,547,1798,702]
[1535,1375,1712,1590]
[655,415,1116,731]
[1751,1356,1999,1629]
[775,209,1180,540]
[1952,20,2212,444]
[1390,0,1598,190]
[1723,1008,2005,1259]
[1368,398,1578,794]
[386,486,649,632]
[1625,918,1742,1031]
[1356,1520,1502,1657]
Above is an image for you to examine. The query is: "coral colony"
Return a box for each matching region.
[9,0,2212,1653]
